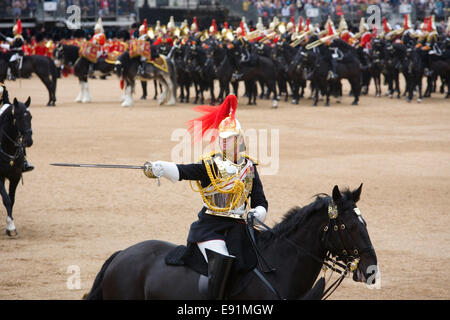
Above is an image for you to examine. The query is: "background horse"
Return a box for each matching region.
[0,53,57,106]
[54,44,115,103]
[85,184,378,300]
[228,40,278,107]
[115,51,177,107]
[0,89,33,237]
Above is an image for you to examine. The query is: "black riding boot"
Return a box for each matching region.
[205,249,235,300]
[22,150,34,172]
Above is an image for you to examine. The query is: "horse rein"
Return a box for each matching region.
[246,199,368,300]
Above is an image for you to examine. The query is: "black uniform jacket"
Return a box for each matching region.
[177,158,268,243]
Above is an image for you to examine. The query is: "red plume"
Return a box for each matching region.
[403,14,409,30]
[212,19,217,33]
[16,19,22,34]
[193,17,198,33]
[423,17,428,31]
[224,22,229,29]
[327,20,334,36]
[187,95,238,142]
[427,16,432,32]
[240,21,246,36]
[298,16,303,33]
[290,17,295,31]
[382,17,390,33]
[305,18,310,32]
[143,18,148,33]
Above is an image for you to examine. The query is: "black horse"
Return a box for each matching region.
[184,42,210,104]
[274,41,306,104]
[86,184,378,300]
[228,40,279,107]
[205,40,233,104]
[401,45,424,103]
[0,91,33,237]
[383,42,402,99]
[172,43,192,103]
[0,53,57,106]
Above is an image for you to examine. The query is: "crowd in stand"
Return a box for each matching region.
[241,0,449,23]
[0,0,136,19]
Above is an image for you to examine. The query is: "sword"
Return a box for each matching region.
[51,163,145,170]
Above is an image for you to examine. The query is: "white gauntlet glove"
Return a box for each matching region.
[143,161,179,184]
[249,206,267,224]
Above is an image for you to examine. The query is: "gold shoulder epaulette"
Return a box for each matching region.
[199,151,218,163]
[244,154,258,165]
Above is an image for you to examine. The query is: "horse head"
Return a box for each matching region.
[53,44,64,67]
[324,184,378,284]
[114,51,129,78]
[12,97,33,148]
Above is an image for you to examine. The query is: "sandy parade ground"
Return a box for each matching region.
[0,74,449,300]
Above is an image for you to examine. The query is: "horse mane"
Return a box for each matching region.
[258,189,354,244]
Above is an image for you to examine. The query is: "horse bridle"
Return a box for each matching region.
[0,106,29,166]
[247,198,371,299]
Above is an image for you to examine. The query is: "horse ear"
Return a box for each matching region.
[13,98,18,106]
[352,183,363,203]
[25,97,31,107]
[332,185,342,203]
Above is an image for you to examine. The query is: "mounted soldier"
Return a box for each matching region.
[143,95,268,299]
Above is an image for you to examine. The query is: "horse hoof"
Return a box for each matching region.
[272,100,278,108]
[417,99,422,103]
[292,99,298,105]
[6,229,18,237]
[140,96,147,100]
[352,101,358,106]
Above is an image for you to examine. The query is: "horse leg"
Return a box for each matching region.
[209,80,216,105]
[82,81,92,103]
[140,81,147,100]
[0,179,16,237]
[350,79,361,106]
[121,82,134,107]
[153,80,158,100]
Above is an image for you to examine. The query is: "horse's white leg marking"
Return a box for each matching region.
[75,82,83,102]
[82,82,92,103]
[6,216,16,232]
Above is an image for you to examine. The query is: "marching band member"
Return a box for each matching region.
[143,95,268,300]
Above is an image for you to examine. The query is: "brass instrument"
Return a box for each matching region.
[290,30,313,47]
[260,31,276,44]
[244,29,262,41]
[305,34,338,50]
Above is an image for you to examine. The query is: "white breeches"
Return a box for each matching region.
[197,240,230,262]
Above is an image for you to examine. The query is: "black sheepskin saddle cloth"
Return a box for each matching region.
[165,223,257,277]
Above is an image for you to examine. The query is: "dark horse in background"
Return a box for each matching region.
[0,87,33,237]
[0,52,57,106]
[228,40,279,107]
[53,44,115,103]
[86,184,378,300]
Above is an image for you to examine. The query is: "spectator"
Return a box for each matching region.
[12,0,22,18]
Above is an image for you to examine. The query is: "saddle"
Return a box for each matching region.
[165,222,258,296]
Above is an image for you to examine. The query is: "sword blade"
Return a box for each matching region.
[51,163,145,169]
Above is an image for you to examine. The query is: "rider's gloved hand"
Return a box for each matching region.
[143,161,179,182]
[248,206,267,224]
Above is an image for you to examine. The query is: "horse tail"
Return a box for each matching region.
[84,250,122,300]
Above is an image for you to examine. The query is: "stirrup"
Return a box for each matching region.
[23,162,34,172]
